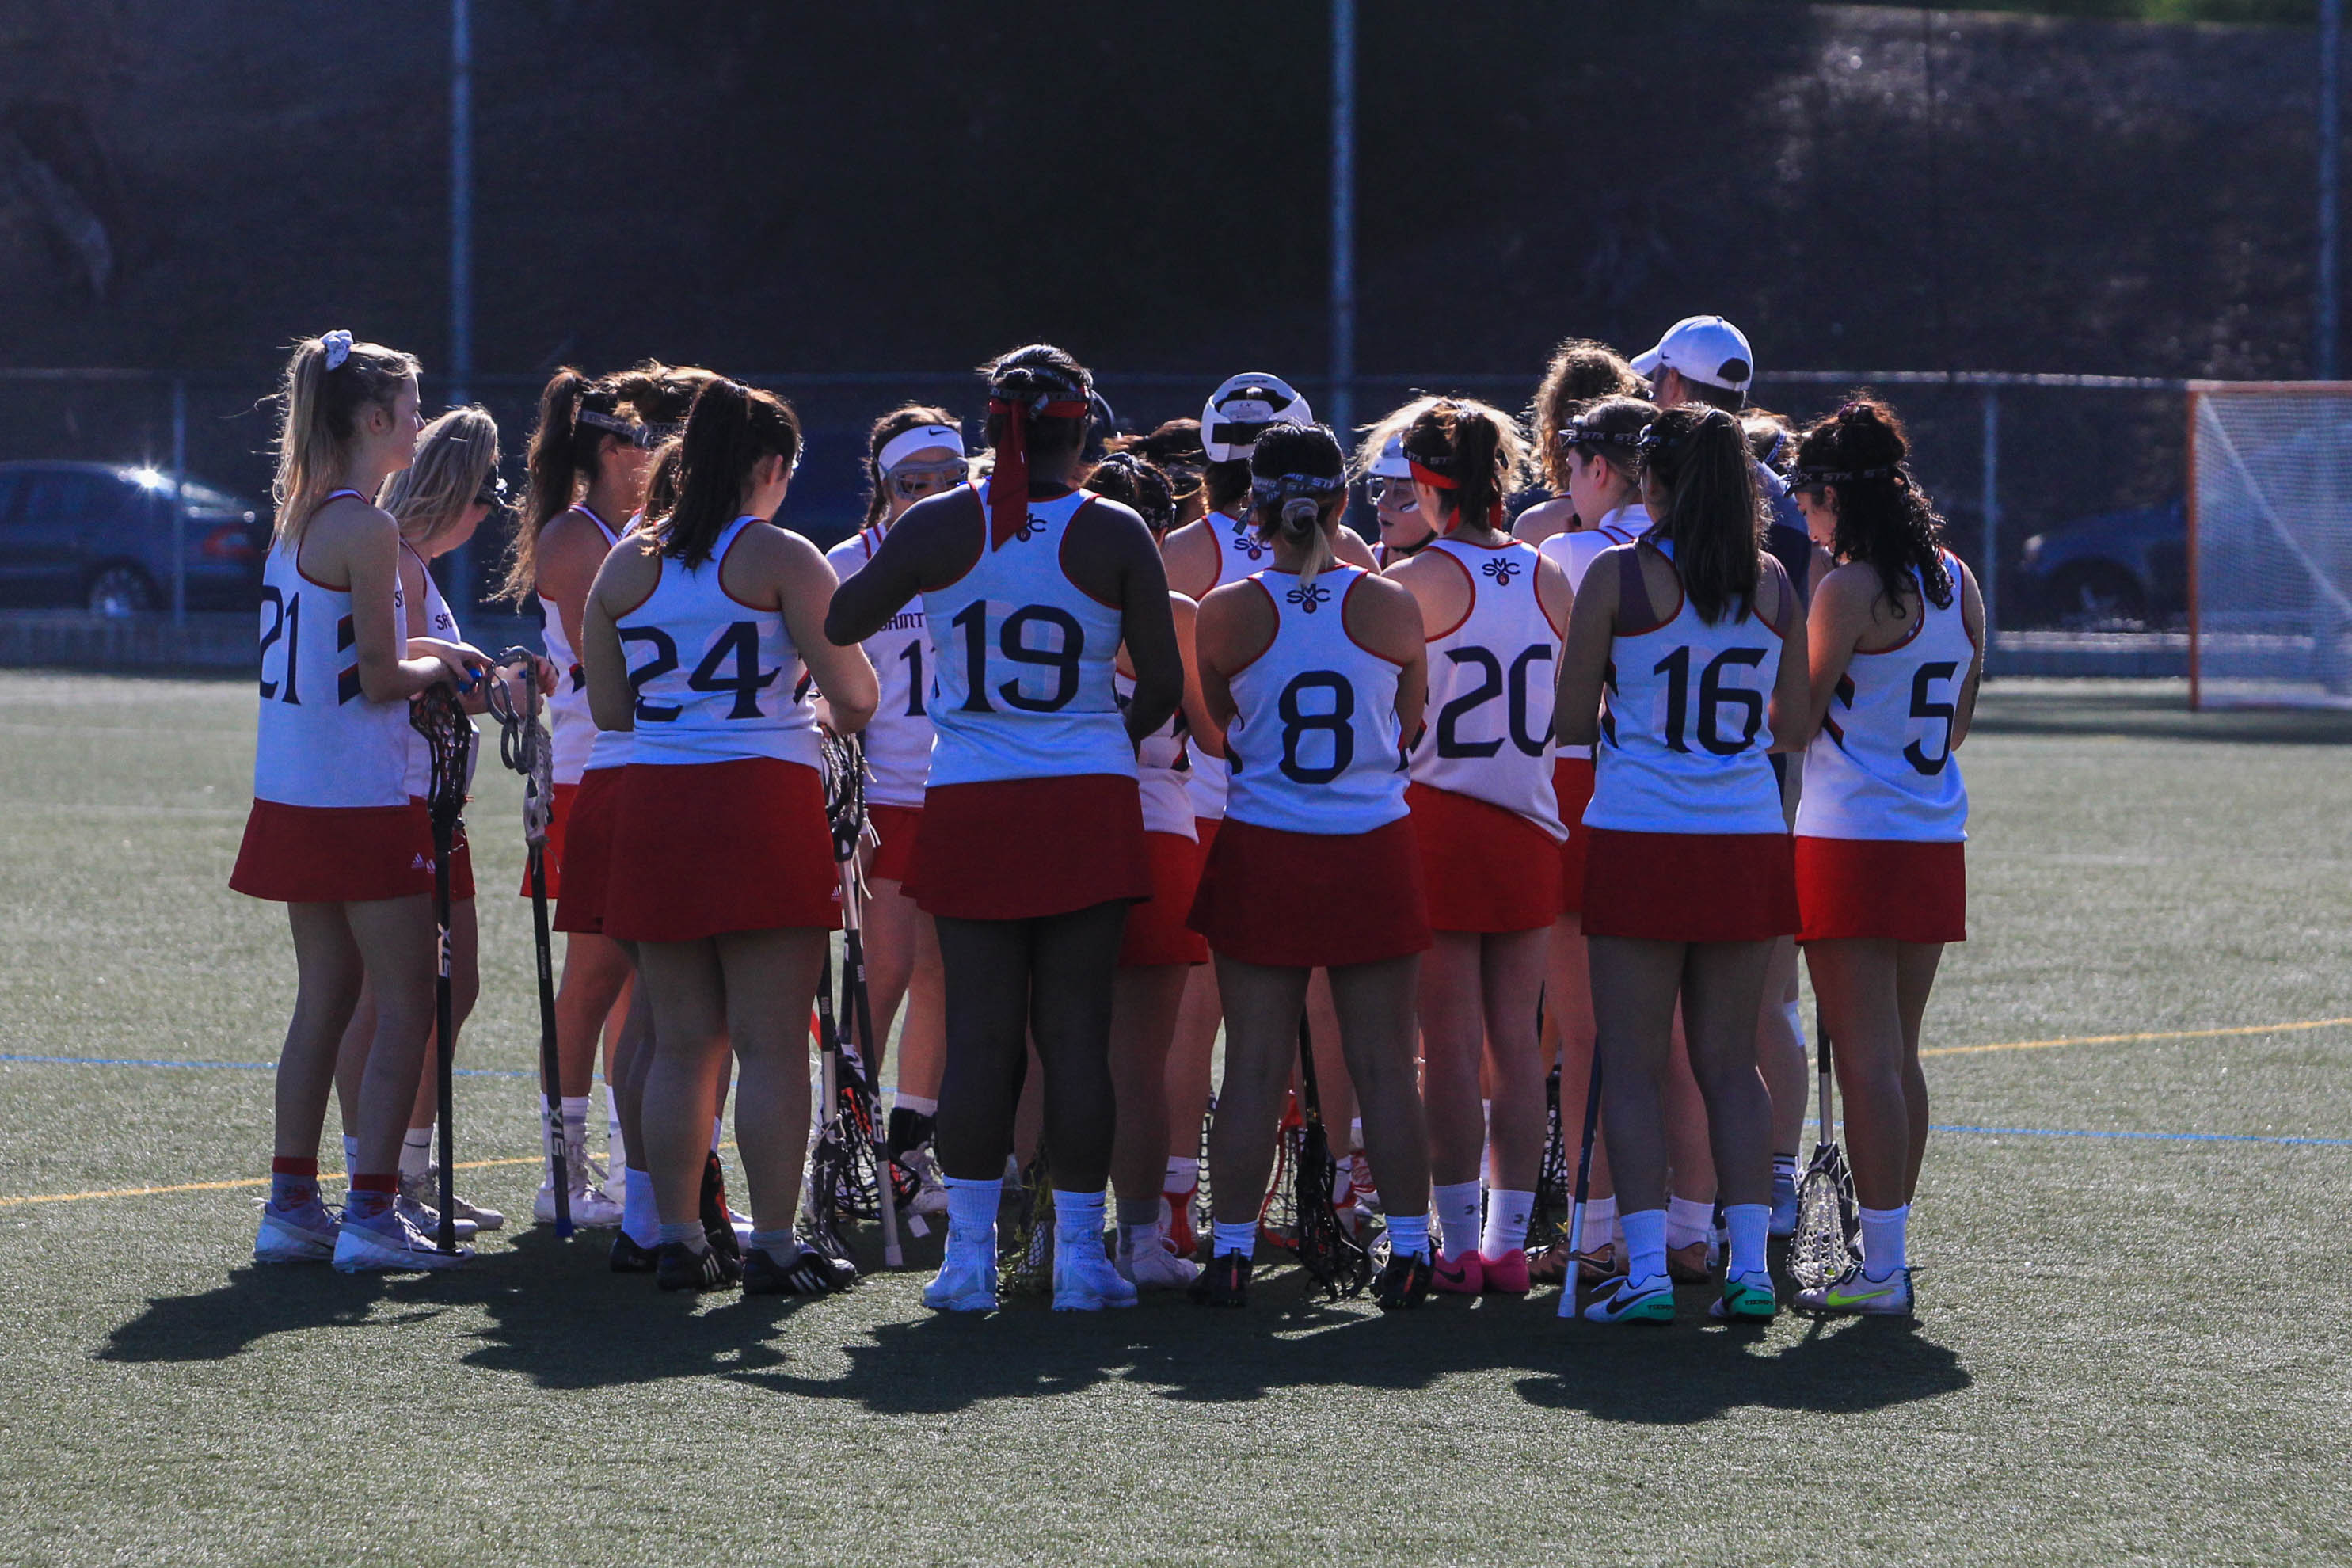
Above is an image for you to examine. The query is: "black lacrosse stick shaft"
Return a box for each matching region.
[1292,1013,1369,1297]
[410,683,472,1256]
[1560,1039,1605,1318]
[530,843,571,1238]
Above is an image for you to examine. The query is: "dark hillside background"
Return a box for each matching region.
[0,0,2334,603]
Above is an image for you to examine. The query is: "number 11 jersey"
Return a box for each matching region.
[828,525,934,808]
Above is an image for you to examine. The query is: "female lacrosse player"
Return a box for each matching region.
[825,405,963,1205]
[1388,398,1570,1295]
[1790,398,1982,1316]
[582,378,878,1295]
[825,344,1182,1315]
[234,330,489,1273]
[1187,421,1436,1311]
[1553,403,1808,1324]
[1513,338,1649,548]
[1083,451,1220,1288]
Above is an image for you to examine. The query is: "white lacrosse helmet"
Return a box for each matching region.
[1201,372,1313,464]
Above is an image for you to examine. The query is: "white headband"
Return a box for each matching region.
[321,329,352,371]
[878,424,963,473]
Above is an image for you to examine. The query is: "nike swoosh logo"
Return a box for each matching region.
[1435,1263,1469,1284]
[1825,1284,1899,1307]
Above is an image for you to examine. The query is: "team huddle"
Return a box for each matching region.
[233,313,1982,1324]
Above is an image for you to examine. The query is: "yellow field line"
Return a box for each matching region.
[0,1152,544,1208]
[1920,1015,2352,1058]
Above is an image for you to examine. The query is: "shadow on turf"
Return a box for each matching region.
[98,1238,1969,1427]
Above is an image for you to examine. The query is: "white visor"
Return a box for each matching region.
[877,424,965,472]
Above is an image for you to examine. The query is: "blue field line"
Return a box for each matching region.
[0,1052,533,1079]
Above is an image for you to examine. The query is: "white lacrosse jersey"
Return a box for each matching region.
[1223,567,1409,836]
[1538,504,1649,763]
[1796,554,1973,843]
[828,525,934,809]
[1186,507,1271,820]
[1406,538,1565,839]
[922,482,1135,788]
[541,503,620,786]
[398,544,480,799]
[613,515,821,770]
[250,492,413,809]
[1585,540,1791,837]
[1117,668,1197,839]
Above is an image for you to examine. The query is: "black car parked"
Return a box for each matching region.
[0,461,265,614]
[2019,497,2186,630]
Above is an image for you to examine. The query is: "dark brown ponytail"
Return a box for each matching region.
[1399,397,1527,536]
[1641,405,1761,626]
[1792,397,1951,615]
[659,379,801,568]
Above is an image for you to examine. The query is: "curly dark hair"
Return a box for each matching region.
[1083,450,1178,537]
[1792,397,1951,616]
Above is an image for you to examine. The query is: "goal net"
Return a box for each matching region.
[2190,384,2352,710]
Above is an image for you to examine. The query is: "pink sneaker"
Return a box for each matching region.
[1479,1248,1531,1294]
[1430,1247,1484,1295]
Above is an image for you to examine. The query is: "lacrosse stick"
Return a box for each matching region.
[802,950,859,1261]
[999,1144,1055,1296]
[1292,1014,1371,1300]
[409,682,474,1255]
[1791,1002,1860,1292]
[828,736,903,1267]
[1555,1041,1606,1319]
[485,651,569,1238]
[1529,1061,1568,1254]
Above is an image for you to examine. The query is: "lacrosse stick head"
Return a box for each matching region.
[1292,1118,1372,1300]
[1789,1143,1859,1292]
[408,683,474,841]
[998,1149,1055,1297]
[485,648,554,847]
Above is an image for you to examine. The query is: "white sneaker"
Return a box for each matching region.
[254,1198,339,1264]
[923,1246,999,1312]
[535,1142,624,1227]
[1054,1233,1140,1311]
[1116,1237,1199,1290]
[334,1207,473,1273]
[897,1144,950,1218]
[1795,1262,1914,1317]
[396,1191,478,1245]
[402,1168,504,1232]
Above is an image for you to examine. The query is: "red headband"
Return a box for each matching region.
[1408,458,1504,530]
[988,396,1091,549]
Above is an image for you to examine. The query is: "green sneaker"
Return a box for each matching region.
[1710,1268,1779,1321]
[1796,1262,1913,1317]
[1581,1275,1676,1324]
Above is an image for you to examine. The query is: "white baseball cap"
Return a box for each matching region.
[1201,373,1312,463]
[1630,315,1754,396]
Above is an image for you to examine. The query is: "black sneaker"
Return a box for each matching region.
[698,1151,741,1262]
[1187,1251,1250,1307]
[744,1243,858,1296]
[655,1239,741,1292]
[1373,1249,1433,1311]
[609,1230,658,1273]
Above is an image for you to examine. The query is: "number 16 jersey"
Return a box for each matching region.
[612,515,820,770]
[1223,566,1407,837]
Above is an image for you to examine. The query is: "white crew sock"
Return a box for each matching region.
[1433,1179,1483,1261]
[605,1082,626,1168]
[1665,1194,1715,1252]
[894,1093,938,1117]
[1724,1203,1769,1278]
[943,1176,1001,1254]
[1479,1100,1494,1186]
[1120,1220,1162,1258]
[1211,1220,1257,1258]
[747,1225,797,1258]
[1481,1188,1536,1258]
[399,1126,433,1179]
[1386,1212,1430,1260]
[1858,1203,1909,1278]
[1349,1117,1364,1154]
[621,1166,659,1247]
[1163,1155,1198,1193]
[1621,1206,1669,1290]
[561,1095,590,1151]
[1052,1189,1106,1260]
[1575,1194,1618,1252]
[1786,996,1806,1050]
[655,1219,706,1252]
[341,1134,360,1186]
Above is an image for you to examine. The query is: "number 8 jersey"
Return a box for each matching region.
[1585,540,1791,836]
[922,481,1132,788]
[1795,553,1972,842]
[1223,565,1408,835]
[612,514,820,769]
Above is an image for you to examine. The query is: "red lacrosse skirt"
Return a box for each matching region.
[1194,816,1223,856]
[1188,816,1431,970]
[230,799,452,904]
[906,774,1151,922]
[1554,755,1597,917]
[1580,828,1797,943]
[551,767,625,937]
[1795,836,1967,945]
[602,758,843,942]
[1406,782,1564,934]
[516,780,578,900]
[1120,829,1208,968]
[866,802,923,885]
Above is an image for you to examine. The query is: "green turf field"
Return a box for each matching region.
[0,672,2345,1566]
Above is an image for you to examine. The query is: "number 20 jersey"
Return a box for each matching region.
[921,482,1133,789]
[1795,554,1972,843]
[612,514,820,770]
[1585,541,1790,837]
[1406,538,1565,840]
[1222,566,1408,837]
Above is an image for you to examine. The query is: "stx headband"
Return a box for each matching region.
[1788,463,1898,486]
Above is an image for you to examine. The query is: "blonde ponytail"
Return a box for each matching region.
[271,332,419,548]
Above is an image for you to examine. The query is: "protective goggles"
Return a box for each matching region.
[1365,476,1420,509]
[887,462,968,500]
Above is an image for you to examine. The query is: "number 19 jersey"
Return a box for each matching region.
[612,515,820,770]
[1223,567,1408,836]
[1585,542,1790,837]
[922,482,1133,789]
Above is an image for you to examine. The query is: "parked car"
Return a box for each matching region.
[2020,497,2186,630]
[0,461,265,615]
